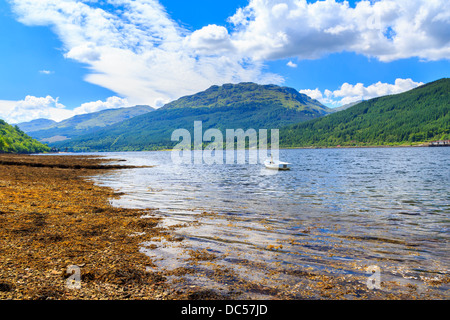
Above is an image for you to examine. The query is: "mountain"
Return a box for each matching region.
[16,118,57,133]
[24,105,154,143]
[280,78,450,147]
[328,100,363,113]
[54,82,330,151]
[162,82,326,112]
[0,119,50,153]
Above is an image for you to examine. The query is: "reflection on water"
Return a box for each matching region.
[92,147,449,299]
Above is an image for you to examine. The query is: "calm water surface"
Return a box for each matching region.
[90,147,449,298]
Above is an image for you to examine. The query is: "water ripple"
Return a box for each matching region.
[91,147,450,298]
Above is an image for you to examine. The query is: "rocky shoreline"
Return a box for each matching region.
[0,154,173,300]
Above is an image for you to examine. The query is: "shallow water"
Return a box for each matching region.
[91,147,449,298]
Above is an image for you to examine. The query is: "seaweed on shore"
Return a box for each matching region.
[0,154,168,300]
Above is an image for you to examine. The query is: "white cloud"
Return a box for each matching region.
[301,78,424,107]
[0,100,18,121]
[39,70,53,75]
[10,0,282,108]
[0,95,130,123]
[65,42,101,63]
[186,24,234,54]
[333,78,424,105]
[73,96,130,115]
[286,61,297,68]
[299,88,323,101]
[2,96,73,123]
[228,0,450,62]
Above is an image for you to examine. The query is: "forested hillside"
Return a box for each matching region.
[281,78,450,147]
[0,119,50,153]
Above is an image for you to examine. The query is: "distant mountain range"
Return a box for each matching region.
[53,82,330,151]
[4,78,448,154]
[17,105,154,143]
[280,78,449,147]
[15,118,57,133]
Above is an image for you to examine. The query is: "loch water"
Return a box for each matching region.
[91,147,449,298]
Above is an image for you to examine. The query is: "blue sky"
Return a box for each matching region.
[0,3,115,103]
[0,0,449,123]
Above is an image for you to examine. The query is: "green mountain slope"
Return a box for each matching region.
[281,78,450,147]
[55,82,329,152]
[163,82,326,112]
[24,105,154,143]
[0,119,50,153]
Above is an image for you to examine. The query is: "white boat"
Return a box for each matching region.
[264,155,291,171]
